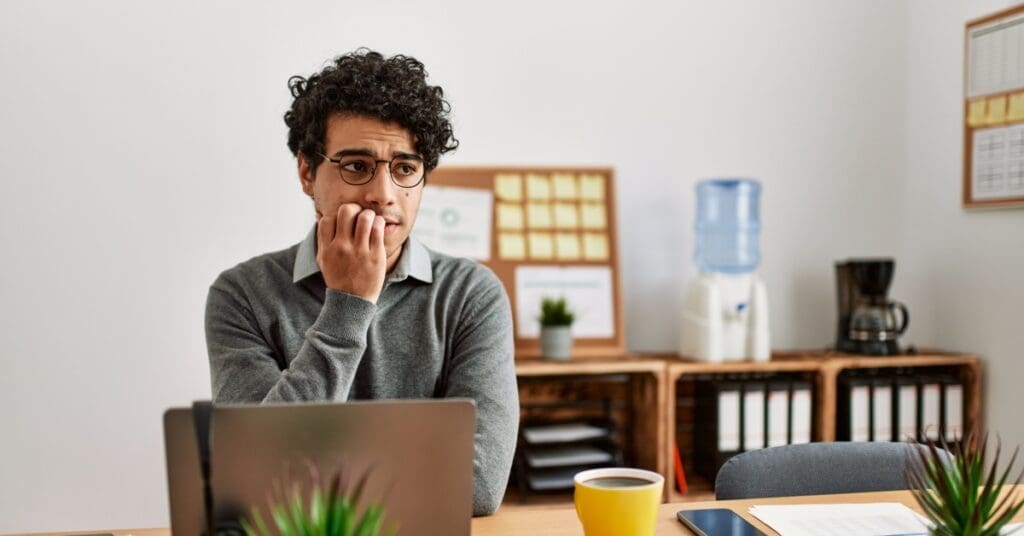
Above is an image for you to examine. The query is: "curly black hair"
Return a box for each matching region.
[284,48,459,174]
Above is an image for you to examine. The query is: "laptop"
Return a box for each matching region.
[163,399,475,536]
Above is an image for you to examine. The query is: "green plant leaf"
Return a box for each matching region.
[272,503,293,535]
[310,485,324,534]
[909,431,1024,536]
[289,483,309,535]
[539,296,574,326]
[240,516,257,536]
[354,504,384,536]
[243,506,272,536]
[241,461,390,536]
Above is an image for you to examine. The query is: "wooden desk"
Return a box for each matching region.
[472,487,1024,535]
[32,486,1024,535]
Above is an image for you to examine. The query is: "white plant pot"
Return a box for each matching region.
[540,325,573,360]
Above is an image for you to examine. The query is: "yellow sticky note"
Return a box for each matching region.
[555,233,580,260]
[498,233,526,260]
[494,174,523,201]
[527,203,552,228]
[968,99,987,127]
[986,96,1007,125]
[580,203,606,230]
[528,233,554,259]
[526,174,551,200]
[582,233,609,261]
[553,203,578,229]
[1007,93,1024,122]
[580,174,606,201]
[497,203,524,230]
[552,173,578,199]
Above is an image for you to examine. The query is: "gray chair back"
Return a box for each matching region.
[714,442,952,500]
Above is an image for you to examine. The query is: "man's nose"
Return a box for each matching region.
[362,163,397,206]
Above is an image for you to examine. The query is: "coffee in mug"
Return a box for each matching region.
[584,476,656,488]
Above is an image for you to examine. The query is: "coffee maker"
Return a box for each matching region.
[834,258,910,355]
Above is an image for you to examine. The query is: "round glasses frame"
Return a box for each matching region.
[317,152,426,188]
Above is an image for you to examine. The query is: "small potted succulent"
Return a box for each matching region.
[539,296,575,361]
[906,431,1024,536]
[241,462,395,536]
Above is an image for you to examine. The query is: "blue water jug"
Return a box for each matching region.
[694,179,761,273]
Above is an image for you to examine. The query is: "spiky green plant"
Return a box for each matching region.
[539,296,574,327]
[906,432,1024,536]
[241,462,396,536]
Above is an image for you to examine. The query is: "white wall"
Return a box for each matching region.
[0,0,919,531]
[899,0,1024,451]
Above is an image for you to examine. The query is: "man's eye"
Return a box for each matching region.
[395,164,416,175]
[342,161,369,173]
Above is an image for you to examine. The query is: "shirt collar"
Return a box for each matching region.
[292,224,433,284]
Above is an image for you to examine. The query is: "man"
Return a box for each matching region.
[204,49,518,516]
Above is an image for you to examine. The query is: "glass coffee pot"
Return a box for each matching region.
[849,299,909,355]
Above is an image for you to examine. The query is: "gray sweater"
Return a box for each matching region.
[204,226,519,516]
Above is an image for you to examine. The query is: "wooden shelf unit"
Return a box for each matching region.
[664,356,822,503]
[504,351,982,508]
[511,355,668,504]
[665,351,982,503]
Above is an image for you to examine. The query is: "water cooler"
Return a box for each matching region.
[679,179,770,362]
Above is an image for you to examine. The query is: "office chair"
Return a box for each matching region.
[714,442,953,500]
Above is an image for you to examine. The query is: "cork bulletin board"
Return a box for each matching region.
[412,166,626,359]
[963,3,1024,208]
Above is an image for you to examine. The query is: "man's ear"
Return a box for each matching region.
[298,153,314,196]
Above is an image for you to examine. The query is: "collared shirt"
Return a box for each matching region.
[204,225,518,515]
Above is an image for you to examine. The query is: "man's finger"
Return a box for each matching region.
[369,215,385,253]
[354,209,375,251]
[318,213,336,245]
[337,203,361,242]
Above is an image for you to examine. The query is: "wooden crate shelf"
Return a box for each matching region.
[664,351,982,503]
[501,350,982,510]
[508,356,668,508]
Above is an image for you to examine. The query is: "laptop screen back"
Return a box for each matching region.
[163,399,475,536]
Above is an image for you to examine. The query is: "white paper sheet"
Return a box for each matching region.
[521,423,609,444]
[524,446,613,468]
[514,266,614,338]
[749,503,929,536]
[751,504,1022,536]
[527,467,578,490]
[971,125,1024,200]
[413,185,492,260]
[967,12,1024,98]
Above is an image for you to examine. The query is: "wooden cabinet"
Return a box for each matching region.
[508,356,667,506]
[665,351,981,502]
[507,351,982,508]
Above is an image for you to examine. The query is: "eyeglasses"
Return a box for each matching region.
[318,152,426,188]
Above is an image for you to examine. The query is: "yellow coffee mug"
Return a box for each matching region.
[574,467,664,536]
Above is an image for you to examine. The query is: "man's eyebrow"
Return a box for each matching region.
[393,151,424,161]
[331,148,375,158]
[329,148,424,161]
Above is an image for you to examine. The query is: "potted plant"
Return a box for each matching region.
[906,432,1024,536]
[539,296,574,360]
[241,462,395,536]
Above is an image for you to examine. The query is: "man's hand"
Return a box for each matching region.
[316,203,387,303]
